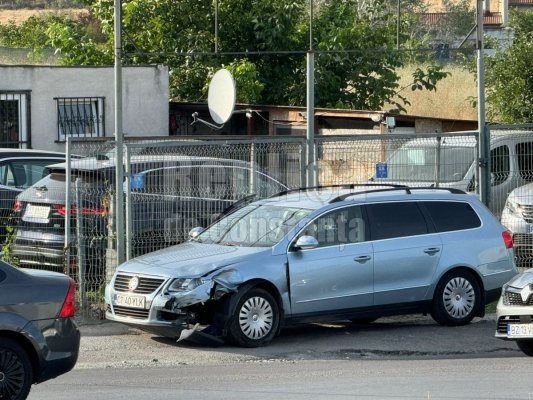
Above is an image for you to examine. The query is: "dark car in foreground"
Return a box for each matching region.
[0,260,80,400]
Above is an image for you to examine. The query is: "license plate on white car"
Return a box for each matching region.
[527,224,533,234]
[114,294,146,309]
[507,323,533,338]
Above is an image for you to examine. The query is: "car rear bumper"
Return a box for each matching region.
[23,317,80,383]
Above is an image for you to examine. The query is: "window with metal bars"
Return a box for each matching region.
[55,97,105,141]
[0,91,30,148]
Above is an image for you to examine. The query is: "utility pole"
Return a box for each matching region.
[476,0,489,207]
[306,0,316,187]
[114,0,125,266]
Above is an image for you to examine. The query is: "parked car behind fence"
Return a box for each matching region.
[10,154,288,291]
[0,149,65,243]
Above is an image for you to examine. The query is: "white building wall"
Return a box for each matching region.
[0,65,169,152]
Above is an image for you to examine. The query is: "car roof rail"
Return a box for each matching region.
[270,183,408,198]
[329,186,467,203]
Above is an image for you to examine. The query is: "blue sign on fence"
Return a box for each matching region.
[131,173,145,190]
[376,163,388,179]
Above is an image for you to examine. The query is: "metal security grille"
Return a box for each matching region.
[0,91,30,148]
[55,97,105,141]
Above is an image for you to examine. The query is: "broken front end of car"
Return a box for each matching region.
[105,268,244,342]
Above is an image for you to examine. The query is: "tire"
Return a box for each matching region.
[0,338,33,400]
[516,340,533,356]
[431,270,481,326]
[227,288,280,348]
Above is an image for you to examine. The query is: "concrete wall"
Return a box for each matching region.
[0,65,169,152]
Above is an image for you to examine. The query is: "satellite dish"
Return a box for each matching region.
[208,69,236,125]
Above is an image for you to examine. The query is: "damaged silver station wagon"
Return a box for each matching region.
[105,186,518,347]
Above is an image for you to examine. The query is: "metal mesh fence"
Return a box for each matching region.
[490,125,533,269]
[316,133,479,190]
[4,126,533,319]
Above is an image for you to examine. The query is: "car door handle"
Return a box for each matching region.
[424,247,440,255]
[354,255,371,263]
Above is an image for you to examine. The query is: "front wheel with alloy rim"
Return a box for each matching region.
[431,270,481,326]
[0,338,33,400]
[227,288,280,347]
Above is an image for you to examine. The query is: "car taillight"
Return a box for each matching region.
[54,204,106,216]
[502,230,513,249]
[59,278,76,318]
[13,200,21,213]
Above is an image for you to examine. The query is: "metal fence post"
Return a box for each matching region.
[125,144,132,261]
[434,136,441,187]
[250,142,256,194]
[64,137,72,275]
[75,178,86,309]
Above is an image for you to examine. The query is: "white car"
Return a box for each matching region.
[495,269,533,356]
[501,183,533,267]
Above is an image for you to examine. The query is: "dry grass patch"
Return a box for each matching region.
[0,8,87,25]
[386,63,478,120]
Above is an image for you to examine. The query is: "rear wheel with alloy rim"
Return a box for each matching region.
[0,338,33,400]
[431,270,481,326]
[227,288,280,347]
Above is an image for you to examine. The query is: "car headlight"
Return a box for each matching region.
[505,199,522,216]
[168,278,204,293]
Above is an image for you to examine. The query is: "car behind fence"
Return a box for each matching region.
[3,125,533,319]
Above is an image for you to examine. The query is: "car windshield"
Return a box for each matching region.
[378,146,475,183]
[196,204,312,247]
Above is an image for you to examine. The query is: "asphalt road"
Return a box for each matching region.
[29,314,533,400]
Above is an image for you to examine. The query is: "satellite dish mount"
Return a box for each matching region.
[191,69,236,130]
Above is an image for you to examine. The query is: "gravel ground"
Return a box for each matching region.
[76,313,520,370]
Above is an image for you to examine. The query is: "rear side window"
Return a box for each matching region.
[491,145,510,185]
[366,202,428,240]
[422,201,481,232]
[516,142,533,182]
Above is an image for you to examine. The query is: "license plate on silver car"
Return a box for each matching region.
[114,294,146,309]
[507,323,533,338]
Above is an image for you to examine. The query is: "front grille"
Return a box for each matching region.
[112,305,149,319]
[504,291,533,306]
[114,274,165,294]
[497,316,522,334]
[520,204,533,223]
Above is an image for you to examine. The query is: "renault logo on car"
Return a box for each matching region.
[128,276,140,291]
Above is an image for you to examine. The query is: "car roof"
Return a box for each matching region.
[47,155,252,173]
[0,149,65,158]
[260,186,475,210]
[402,130,533,148]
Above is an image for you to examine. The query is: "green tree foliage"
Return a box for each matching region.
[0,0,448,112]
[483,11,533,123]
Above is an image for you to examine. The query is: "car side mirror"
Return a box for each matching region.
[189,227,204,240]
[294,235,319,251]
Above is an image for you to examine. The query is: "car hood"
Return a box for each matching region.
[117,242,270,278]
[506,269,533,289]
